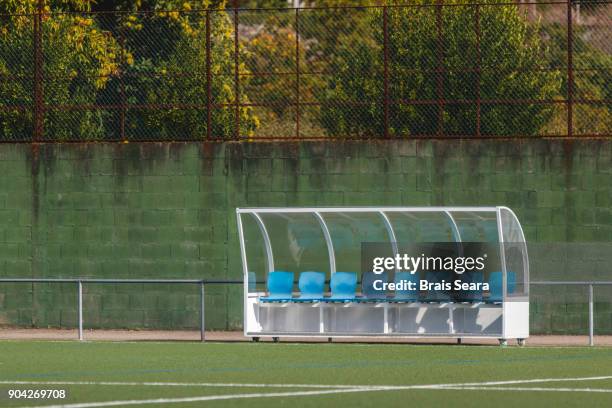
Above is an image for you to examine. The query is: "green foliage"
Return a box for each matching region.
[239,0,289,8]
[0,0,258,140]
[320,0,563,137]
[0,0,92,14]
[0,4,120,140]
[542,23,611,135]
[122,7,258,139]
[94,0,227,12]
[242,0,377,136]
[0,1,608,140]
[242,23,322,117]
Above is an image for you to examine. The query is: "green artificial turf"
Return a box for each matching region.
[1,341,612,407]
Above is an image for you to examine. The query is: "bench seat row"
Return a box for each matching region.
[258,271,516,303]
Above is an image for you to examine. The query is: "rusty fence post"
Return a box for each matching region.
[119,27,127,141]
[295,7,300,139]
[233,0,240,139]
[206,9,212,139]
[33,0,44,141]
[435,0,444,137]
[567,0,574,137]
[383,6,390,138]
[475,5,481,138]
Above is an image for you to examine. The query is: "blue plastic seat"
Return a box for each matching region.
[260,271,294,302]
[422,271,452,302]
[390,271,420,302]
[456,271,484,302]
[322,272,357,302]
[292,271,326,302]
[487,271,516,303]
[359,271,388,302]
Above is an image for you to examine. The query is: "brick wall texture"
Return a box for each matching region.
[0,140,610,334]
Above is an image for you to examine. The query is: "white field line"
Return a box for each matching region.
[9,375,612,408]
[21,383,612,408]
[438,386,612,393]
[5,375,612,391]
[0,380,362,389]
[435,375,612,388]
[21,387,392,408]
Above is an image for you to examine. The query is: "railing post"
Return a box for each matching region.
[588,283,594,346]
[200,281,206,342]
[78,280,83,341]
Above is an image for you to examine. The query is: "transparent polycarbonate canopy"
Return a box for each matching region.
[237,207,528,299]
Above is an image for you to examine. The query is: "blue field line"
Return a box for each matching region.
[5,351,612,381]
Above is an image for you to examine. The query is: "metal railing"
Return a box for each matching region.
[531,281,612,346]
[0,278,243,342]
[0,1,610,141]
[1,278,610,345]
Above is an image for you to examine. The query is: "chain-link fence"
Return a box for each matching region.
[0,1,610,141]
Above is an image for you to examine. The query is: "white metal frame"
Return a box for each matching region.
[237,206,529,344]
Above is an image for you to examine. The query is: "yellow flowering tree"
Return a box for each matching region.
[0,0,258,140]
[0,0,121,140]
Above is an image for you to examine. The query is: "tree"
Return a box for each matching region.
[0,1,121,140]
[238,0,377,137]
[241,19,329,136]
[319,0,562,137]
[0,0,258,140]
[113,0,258,139]
[238,0,289,7]
[542,23,611,135]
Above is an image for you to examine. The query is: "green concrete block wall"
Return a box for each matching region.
[0,140,611,333]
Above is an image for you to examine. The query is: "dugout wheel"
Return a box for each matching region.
[273,337,280,343]
[498,339,508,347]
[517,338,526,347]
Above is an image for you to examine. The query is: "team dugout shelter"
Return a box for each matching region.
[236,207,529,345]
